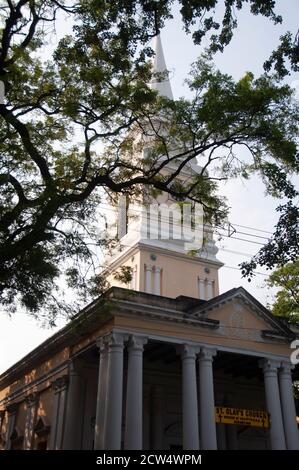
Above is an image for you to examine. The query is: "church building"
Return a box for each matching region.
[0,36,298,451]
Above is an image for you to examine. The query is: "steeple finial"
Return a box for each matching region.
[150,34,173,100]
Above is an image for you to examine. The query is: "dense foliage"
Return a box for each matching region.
[266,260,299,322]
[0,1,298,320]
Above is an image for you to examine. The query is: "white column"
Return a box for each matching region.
[63,360,85,449]
[199,279,206,300]
[48,376,68,450]
[279,361,299,450]
[24,394,39,450]
[124,335,147,449]
[181,345,200,450]
[94,337,109,450]
[154,267,161,295]
[145,265,152,293]
[104,332,125,450]
[206,280,214,300]
[259,359,286,450]
[198,347,217,450]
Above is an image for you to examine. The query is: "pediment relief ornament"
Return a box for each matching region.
[218,308,261,341]
[233,301,245,313]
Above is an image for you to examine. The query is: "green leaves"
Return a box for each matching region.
[266,260,299,322]
[0,0,298,321]
[241,202,299,279]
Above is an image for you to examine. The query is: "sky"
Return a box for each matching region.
[0,0,298,374]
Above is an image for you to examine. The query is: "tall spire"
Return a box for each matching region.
[150,34,173,100]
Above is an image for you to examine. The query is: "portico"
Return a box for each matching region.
[89,333,298,450]
[0,286,298,451]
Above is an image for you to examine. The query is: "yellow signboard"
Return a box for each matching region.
[215,406,269,428]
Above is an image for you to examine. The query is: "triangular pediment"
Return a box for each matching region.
[190,287,293,342]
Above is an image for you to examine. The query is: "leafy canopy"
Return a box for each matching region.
[0,0,298,321]
[266,260,299,322]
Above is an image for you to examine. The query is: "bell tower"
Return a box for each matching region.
[103,35,223,300]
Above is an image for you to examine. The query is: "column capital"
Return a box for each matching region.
[52,375,69,394]
[177,344,199,359]
[127,335,148,352]
[259,358,281,373]
[25,393,39,408]
[106,331,128,348]
[96,335,109,353]
[198,346,217,361]
[280,360,295,375]
[97,332,128,351]
[145,264,153,272]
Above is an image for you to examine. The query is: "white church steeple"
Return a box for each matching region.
[150,34,173,100]
[104,34,223,300]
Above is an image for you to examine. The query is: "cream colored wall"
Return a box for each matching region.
[140,249,220,298]
[106,251,141,290]
[37,387,53,422]
[208,300,274,332]
[0,348,70,400]
[31,387,53,449]
[114,307,291,358]
[106,245,220,299]
[0,346,70,450]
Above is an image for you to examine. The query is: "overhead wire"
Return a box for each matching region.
[96,201,271,246]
